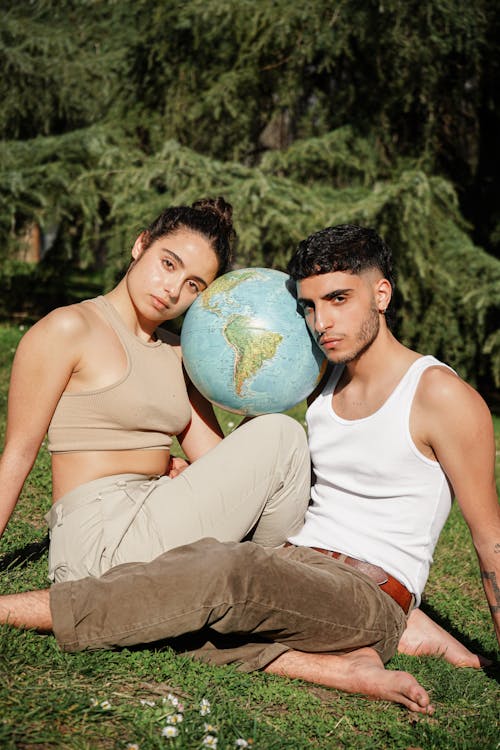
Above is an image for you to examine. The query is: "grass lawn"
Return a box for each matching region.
[0,323,498,749]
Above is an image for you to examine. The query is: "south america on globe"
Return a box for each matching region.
[180,268,327,415]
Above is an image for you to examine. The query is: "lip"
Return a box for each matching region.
[151,295,170,311]
[319,336,343,348]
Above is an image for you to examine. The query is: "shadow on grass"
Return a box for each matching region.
[0,535,49,572]
[421,599,499,682]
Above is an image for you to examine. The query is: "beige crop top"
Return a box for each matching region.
[47,296,192,453]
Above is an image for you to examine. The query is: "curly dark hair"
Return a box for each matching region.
[287,224,396,326]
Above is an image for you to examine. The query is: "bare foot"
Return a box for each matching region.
[265,647,434,714]
[0,590,52,631]
[398,608,490,667]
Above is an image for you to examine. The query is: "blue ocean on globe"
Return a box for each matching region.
[180,267,327,415]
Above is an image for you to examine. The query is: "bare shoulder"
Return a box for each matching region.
[16,303,93,355]
[416,365,490,418]
[413,365,494,456]
[156,327,182,360]
[9,303,98,392]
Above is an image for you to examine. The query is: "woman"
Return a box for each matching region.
[0,197,310,583]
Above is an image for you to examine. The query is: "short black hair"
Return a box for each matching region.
[287,224,396,325]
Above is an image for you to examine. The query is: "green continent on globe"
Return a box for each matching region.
[200,270,262,315]
[223,315,283,395]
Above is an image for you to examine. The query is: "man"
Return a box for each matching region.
[1,225,498,714]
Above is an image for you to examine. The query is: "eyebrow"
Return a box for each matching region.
[297,287,354,305]
[164,249,210,289]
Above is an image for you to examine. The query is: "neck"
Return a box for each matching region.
[105,283,157,342]
[342,327,408,384]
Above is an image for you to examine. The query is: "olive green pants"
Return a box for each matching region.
[50,538,408,669]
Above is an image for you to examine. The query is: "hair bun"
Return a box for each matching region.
[143,196,236,276]
[191,196,233,228]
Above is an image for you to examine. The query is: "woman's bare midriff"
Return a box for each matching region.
[51,448,171,501]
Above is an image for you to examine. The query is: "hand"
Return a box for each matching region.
[167,456,190,478]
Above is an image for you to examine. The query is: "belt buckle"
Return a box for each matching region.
[354,560,388,585]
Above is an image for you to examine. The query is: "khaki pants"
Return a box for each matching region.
[46,414,310,583]
[50,538,408,669]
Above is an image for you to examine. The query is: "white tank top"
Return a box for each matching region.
[288,355,454,604]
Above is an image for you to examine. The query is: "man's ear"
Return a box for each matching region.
[376,278,392,313]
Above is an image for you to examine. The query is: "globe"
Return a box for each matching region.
[180,267,327,415]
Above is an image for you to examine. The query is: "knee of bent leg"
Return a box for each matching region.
[208,541,268,595]
[251,413,306,445]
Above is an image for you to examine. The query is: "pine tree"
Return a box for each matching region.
[0,0,498,390]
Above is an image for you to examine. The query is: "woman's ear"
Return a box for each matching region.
[131,231,147,261]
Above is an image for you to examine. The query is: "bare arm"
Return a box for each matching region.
[163,337,224,463]
[0,309,83,539]
[177,368,224,463]
[417,367,500,646]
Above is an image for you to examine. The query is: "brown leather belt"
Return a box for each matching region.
[284,543,413,614]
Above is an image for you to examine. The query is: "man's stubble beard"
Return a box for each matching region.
[328,304,381,366]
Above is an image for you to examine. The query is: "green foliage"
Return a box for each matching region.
[0,1,131,140]
[2,0,497,178]
[2,126,498,386]
[0,0,499,390]
[124,0,491,172]
[260,126,387,187]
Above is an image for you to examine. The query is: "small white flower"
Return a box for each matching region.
[228,421,235,428]
[126,744,140,750]
[235,741,249,748]
[166,713,183,724]
[199,698,211,716]
[100,700,112,710]
[203,736,218,748]
[140,699,156,707]
[19,325,25,331]
[90,698,99,707]
[161,726,179,738]
[203,723,217,733]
